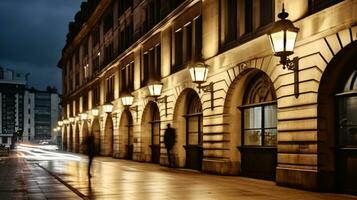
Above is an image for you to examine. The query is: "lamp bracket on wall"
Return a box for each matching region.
[154,95,168,117]
[197,82,214,110]
[127,105,139,122]
[280,56,299,98]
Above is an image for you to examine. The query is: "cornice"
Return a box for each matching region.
[58,0,112,68]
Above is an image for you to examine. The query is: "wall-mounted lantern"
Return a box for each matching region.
[80,113,88,121]
[120,91,139,121]
[121,92,134,107]
[267,4,300,98]
[147,81,168,117]
[69,117,75,124]
[63,119,69,125]
[103,102,114,113]
[188,61,214,110]
[91,108,99,116]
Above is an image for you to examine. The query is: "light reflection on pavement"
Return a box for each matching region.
[16,144,81,161]
[14,144,357,200]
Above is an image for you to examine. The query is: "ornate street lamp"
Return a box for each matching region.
[148,81,163,98]
[120,91,139,121]
[91,108,99,116]
[188,61,214,110]
[69,117,75,124]
[80,112,88,120]
[121,92,134,107]
[103,102,113,113]
[63,119,69,125]
[267,4,300,97]
[147,81,168,117]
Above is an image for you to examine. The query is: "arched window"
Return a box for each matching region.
[337,70,357,147]
[241,72,277,146]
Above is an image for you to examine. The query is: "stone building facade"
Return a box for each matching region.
[58,0,357,194]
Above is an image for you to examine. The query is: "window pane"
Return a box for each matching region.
[338,96,357,146]
[264,105,277,128]
[244,107,262,129]
[264,128,277,146]
[244,130,262,145]
[152,122,160,145]
[188,116,199,145]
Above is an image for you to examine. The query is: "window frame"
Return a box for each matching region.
[239,101,277,147]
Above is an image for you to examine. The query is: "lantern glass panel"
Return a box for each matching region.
[81,113,88,120]
[269,30,284,53]
[148,84,162,97]
[121,95,134,106]
[103,104,113,113]
[286,30,297,52]
[92,108,99,116]
[189,65,208,83]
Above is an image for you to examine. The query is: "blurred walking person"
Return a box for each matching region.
[164,123,176,168]
[86,134,95,178]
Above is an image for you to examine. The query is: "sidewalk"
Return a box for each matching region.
[0,152,80,200]
[38,155,357,200]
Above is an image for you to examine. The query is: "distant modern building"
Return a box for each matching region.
[58,0,357,195]
[0,66,60,146]
[23,87,60,141]
[0,66,27,147]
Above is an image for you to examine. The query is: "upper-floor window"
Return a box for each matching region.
[104,10,113,34]
[119,0,133,16]
[92,26,100,46]
[173,16,202,73]
[93,52,101,73]
[120,61,134,94]
[141,44,161,87]
[92,84,100,107]
[83,63,89,80]
[308,0,343,14]
[82,93,88,112]
[106,75,115,102]
[104,42,114,65]
[220,0,274,47]
[119,21,133,54]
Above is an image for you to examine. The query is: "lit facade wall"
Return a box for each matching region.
[58,0,357,192]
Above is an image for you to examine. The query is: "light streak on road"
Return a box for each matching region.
[16,144,81,161]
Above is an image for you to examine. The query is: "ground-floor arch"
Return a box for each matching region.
[224,68,277,180]
[103,115,113,156]
[69,125,74,152]
[120,110,134,160]
[63,127,68,151]
[141,101,161,163]
[318,41,357,194]
[81,121,89,154]
[92,118,101,156]
[173,88,203,170]
[74,124,80,153]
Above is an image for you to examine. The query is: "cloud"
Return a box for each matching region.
[0,59,62,92]
[0,0,82,92]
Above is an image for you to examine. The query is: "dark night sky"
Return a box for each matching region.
[0,0,82,93]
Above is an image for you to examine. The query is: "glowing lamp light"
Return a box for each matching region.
[58,121,63,127]
[81,113,88,120]
[148,82,163,97]
[91,108,99,116]
[267,4,299,68]
[69,117,75,123]
[103,103,113,113]
[121,93,134,106]
[188,61,209,85]
[63,119,69,125]
[75,116,80,121]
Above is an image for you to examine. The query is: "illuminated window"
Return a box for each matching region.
[241,72,277,147]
